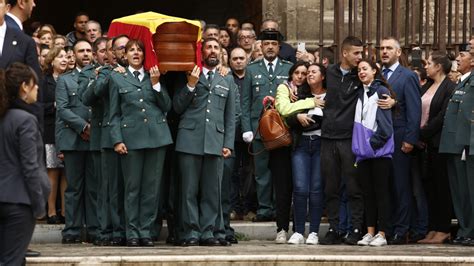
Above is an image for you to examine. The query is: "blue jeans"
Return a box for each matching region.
[291,135,325,234]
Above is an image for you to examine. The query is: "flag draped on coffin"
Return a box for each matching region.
[108,12,202,70]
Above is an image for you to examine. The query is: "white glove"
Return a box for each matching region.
[242,131,254,143]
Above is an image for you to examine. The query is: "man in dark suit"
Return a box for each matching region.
[5,0,35,31]
[173,38,236,246]
[380,37,421,244]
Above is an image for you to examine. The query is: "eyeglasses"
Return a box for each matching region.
[239,36,256,41]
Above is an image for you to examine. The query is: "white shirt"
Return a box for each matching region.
[128,66,161,92]
[460,71,471,83]
[302,92,326,136]
[6,13,23,31]
[382,61,400,80]
[0,22,6,56]
[264,58,278,73]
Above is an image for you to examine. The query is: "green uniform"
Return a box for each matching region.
[173,70,236,240]
[241,58,292,218]
[439,73,474,238]
[56,68,98,239]
[109,68,172,239]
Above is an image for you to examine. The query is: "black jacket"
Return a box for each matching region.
[40,74,57,144]
[420,77,456,148]
[321,63,361,139]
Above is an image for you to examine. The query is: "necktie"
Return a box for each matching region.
[133,70,140,81]
[382,68,391,80]
[268,62,274,76]
[207,71,214,83]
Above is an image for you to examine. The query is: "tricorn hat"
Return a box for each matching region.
[459,43,471,52]
[258,30,281,41]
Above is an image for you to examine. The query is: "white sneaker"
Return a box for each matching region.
[369,233,387,246]
[305,232,319,245]
[275,230,288,244]
[287,232,304,244]
[357,233,374,246]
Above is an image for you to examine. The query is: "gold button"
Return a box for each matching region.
[144,118,148,122]
[124,124,127,127]
[99,122,102,126]
[208,100,211,103]
[139,99,143,102]
[142,109,146,112]
[138,89,141,91]
[207,109,210,113]
[72,92,76,95]
[162,119,166,122]
[206,118,209,122]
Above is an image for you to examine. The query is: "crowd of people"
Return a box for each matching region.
[1,0,474,264]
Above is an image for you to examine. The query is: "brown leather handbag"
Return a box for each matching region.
[257,96,292,151]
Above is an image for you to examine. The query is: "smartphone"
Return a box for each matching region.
[297,42,306,52]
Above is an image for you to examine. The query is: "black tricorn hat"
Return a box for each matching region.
[258,30,281,41]
[459,43,471,52]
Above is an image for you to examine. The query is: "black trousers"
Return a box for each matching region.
[424,146,453,233]
[269,146,293,232]
[321,138,364,230]
[357,158,392,233]
[0,203,35,266]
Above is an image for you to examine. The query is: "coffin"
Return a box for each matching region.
[107,12,202,71]
[153,22,199,72]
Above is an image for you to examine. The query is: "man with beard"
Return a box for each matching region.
[79,34,130,246]
[240,30,293,240]
[56,40,99,244]
[78,36,111,245]
[173,38,236,246]
[66,12,89,47]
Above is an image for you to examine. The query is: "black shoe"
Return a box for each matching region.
[62,235,81,244]
[140,238,154,247]
[25,249,41,257]
[408,232,425,243]
[462,238,474,246]
[217,238,232,246]
[344,228,362,245]
[47,215,60,224]
[59,215,66,224]
[186,237,199,246]
[200,237,220,246]
[127,238,140,247]
[93,238,111,246]
[225,235,238,244]
[388,234,407,245]
[252,214,272,222]
[110,237,126,246]
[166,236,176,245]
[452,236,466,245]
[319,228,342,245]
[174,238,188,246]
[86,234,98,244]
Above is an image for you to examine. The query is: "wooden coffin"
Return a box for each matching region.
[153,22,199,72]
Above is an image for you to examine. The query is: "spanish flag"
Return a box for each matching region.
[108,12,202,70]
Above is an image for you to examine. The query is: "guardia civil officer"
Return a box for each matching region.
[109,39,172,247]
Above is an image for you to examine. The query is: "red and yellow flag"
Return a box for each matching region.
[108,12,202,70]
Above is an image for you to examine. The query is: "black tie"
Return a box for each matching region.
[268,62,274,76]
[382,68,390,80]
[207,71,214,83]
[133,70,140,81]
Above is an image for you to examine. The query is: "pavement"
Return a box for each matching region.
[28,221,474,265]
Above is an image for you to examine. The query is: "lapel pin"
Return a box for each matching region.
[12,41,17,46]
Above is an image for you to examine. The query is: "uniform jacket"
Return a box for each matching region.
[0,104,50,218]
[109,68,173,150]
[386,64,421,145]
[55,68,91,151]
[419,77,455,148]
[79,64,103,151]
[439,73,472,154]
[454,74,474,152]
[352,80,394,162]
[241,58,292,136]
[173,72,236,156]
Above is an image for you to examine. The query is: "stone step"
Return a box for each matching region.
[31,222,331,244]
[26,242,474,266]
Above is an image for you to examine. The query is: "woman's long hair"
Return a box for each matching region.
[358,59,396,99]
